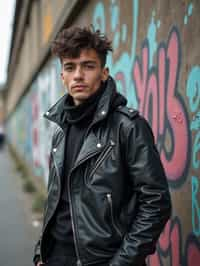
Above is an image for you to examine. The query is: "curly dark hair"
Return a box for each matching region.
[51,26,113,67]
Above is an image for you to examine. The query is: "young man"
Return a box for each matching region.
[33,26,171,266]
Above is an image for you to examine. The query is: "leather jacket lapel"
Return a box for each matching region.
[52,130,66,180]
[73,131,106,170]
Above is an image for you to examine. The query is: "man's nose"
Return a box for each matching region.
[74,66,84,80]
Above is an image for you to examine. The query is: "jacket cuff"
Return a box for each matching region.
[109,252,147,266]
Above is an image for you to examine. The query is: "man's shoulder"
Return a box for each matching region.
[114,106,155,142]
[115,106,139,120]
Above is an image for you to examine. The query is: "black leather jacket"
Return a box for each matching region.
[34,77,171,266]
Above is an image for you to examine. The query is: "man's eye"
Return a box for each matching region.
[85,64,95,69]
[64,66,73,71]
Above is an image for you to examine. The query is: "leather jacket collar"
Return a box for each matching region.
[44,76,127,129]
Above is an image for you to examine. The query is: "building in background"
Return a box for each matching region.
[5,1,200,265]
[0,86,6,147]
[0,88,5,124]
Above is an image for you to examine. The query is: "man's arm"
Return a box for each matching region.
[110,116,172,266]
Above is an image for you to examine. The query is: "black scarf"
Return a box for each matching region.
[63,82,106,124]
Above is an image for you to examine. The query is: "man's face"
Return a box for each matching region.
[61,49,109,106]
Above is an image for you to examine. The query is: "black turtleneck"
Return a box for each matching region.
[49,83,106,258]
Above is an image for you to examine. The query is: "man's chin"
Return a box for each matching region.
[73,95,90,105]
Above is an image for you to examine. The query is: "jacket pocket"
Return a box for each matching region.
[106,193,123,238]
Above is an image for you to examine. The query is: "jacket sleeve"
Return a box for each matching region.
[33,237,42,265]
[110,116,172,266]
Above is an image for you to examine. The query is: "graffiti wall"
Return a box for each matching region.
[7,0,199,265]
[7,59,64,182]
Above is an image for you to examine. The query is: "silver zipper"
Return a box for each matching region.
[66,144,112,265]
[68,169,82,265]
[88,141,115,179]
[107,193,123,238]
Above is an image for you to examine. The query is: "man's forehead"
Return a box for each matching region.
[62,49,100,63]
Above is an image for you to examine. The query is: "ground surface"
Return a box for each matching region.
[0,145,41,266]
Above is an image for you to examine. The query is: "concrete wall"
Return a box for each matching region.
[6,0,200,265]
[6,0,71,115]
[0,96,4,124]
[7,58,64,181]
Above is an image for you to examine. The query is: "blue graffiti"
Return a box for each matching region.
[93,0,139,108]
[191,111,200,131]
[184,2,194,25]
[147,11,159,67]
[186,66,200,169]
[110,2,120,49]
[110,3,119,32]
[93,2,105,33]
[121,24,127,42]
[186,66,200,113]
[187,65,200,235]
[184,16,188,25]
[193,131,200,170]
[192,176,200,237]
[92,1,164,107]
[113,31,120,50]
[188,2,194,16]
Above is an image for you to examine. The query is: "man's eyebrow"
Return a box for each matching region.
[81,60,97,64]
[63,62,75,67]
[63,60,97,67]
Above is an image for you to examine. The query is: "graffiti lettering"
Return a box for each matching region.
[186,65,200,236]
[148,218,200,266]
[192,176,200,237]
[193,132,200,169]
[185,235,200,266]
[133,27,189,187]
[31,91,41,171]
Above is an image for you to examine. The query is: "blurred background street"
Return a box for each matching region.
[0,146,41,266]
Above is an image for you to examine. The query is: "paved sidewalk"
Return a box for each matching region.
[0,145,41,266]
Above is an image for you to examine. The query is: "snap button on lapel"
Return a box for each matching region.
[46,111,50,115]
[101,110,106,116]
[53,148,57,152]
[129,108,134,113]
[97,143,102,148]
[110,140,115,146]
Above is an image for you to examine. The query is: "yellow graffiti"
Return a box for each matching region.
[42,2,53,45]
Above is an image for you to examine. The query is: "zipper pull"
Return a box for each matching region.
[77,259,82,266]
[110,140,115,146]
[107,193,112,203]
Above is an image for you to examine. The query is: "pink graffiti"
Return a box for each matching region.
[147,218,200,266]
[115,72,127,96]
[133,28,189,183]
[31,93,40,168]
[187,240,200,266]
[32,93,39,147]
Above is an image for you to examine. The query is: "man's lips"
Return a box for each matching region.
[72,84,87,90]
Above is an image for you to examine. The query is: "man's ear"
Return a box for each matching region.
[60,72,65,85]
[101,67,109,81]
